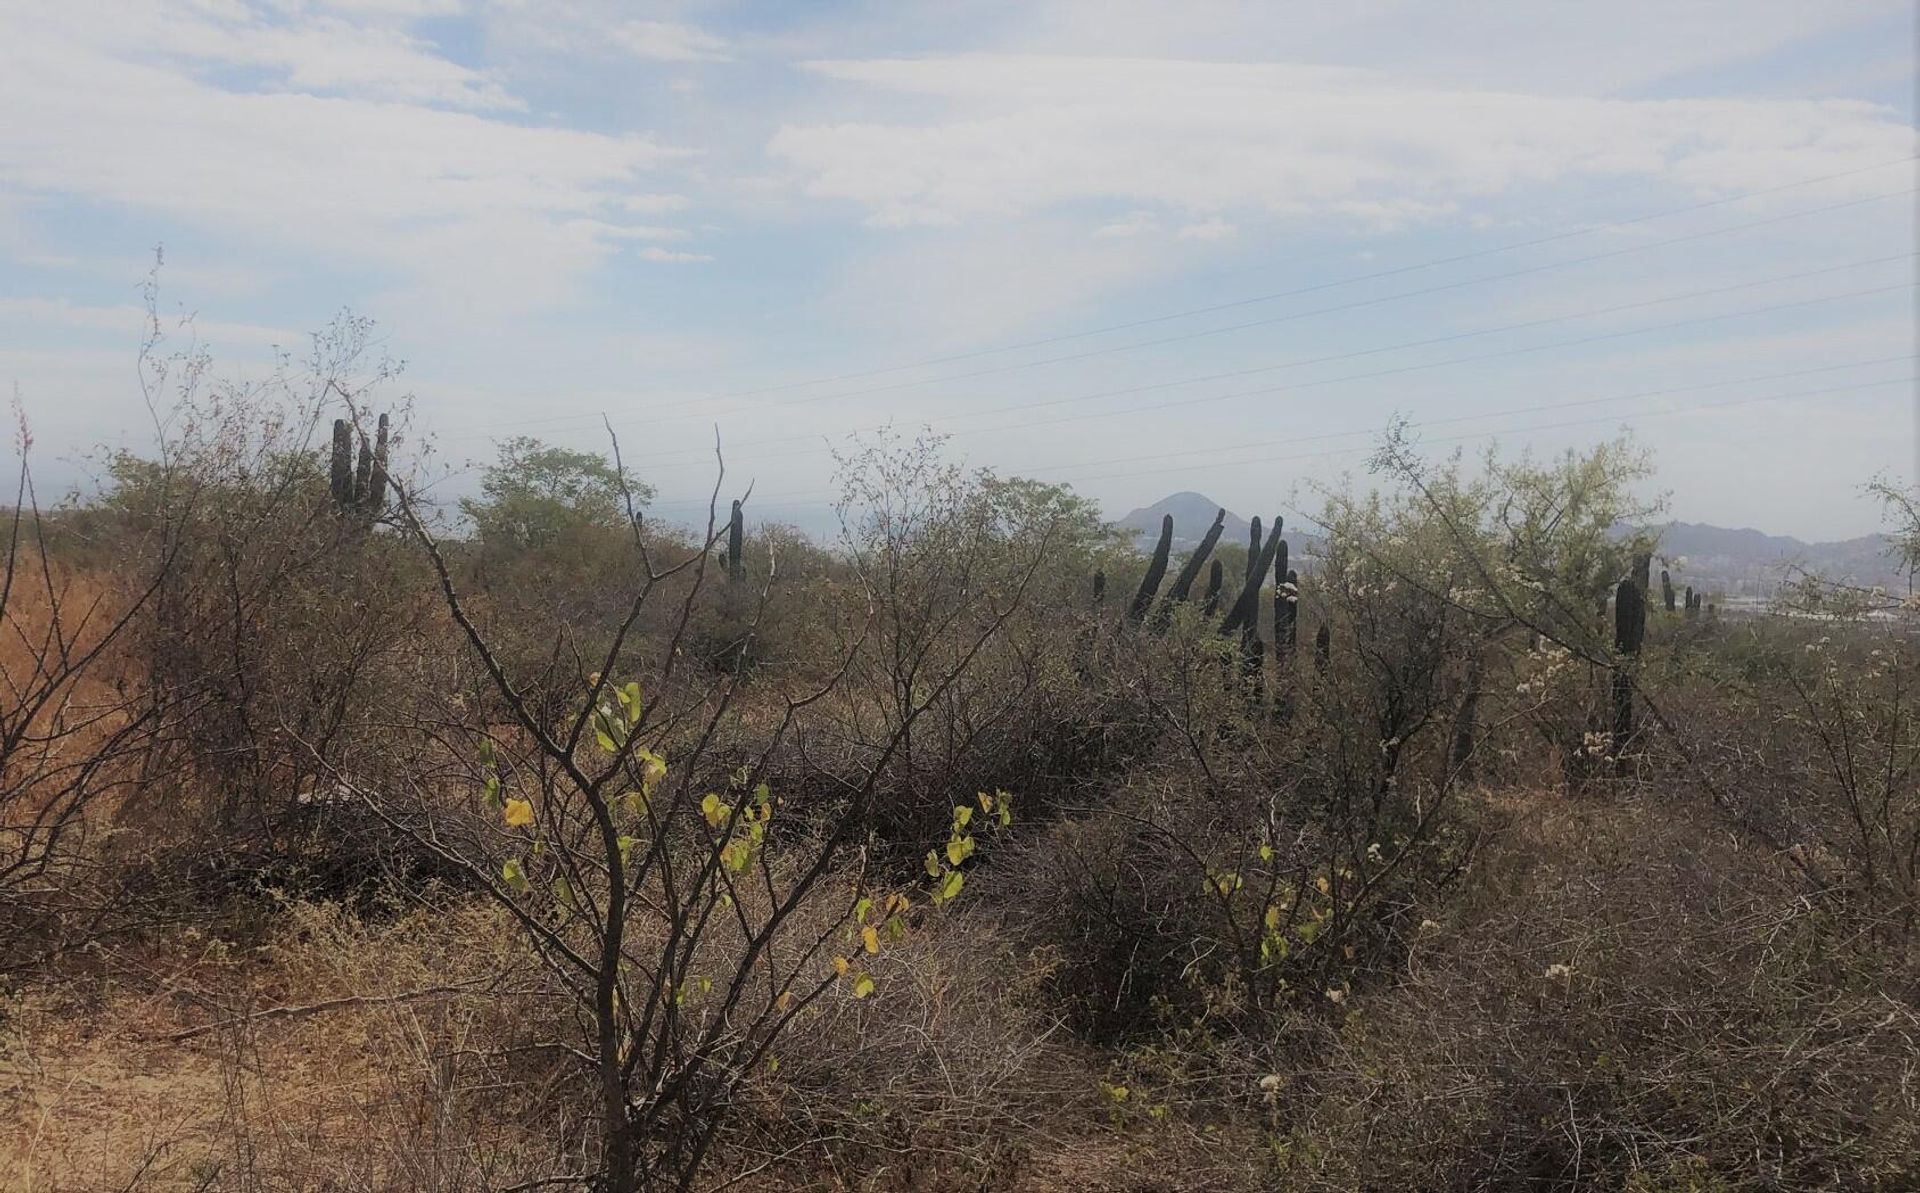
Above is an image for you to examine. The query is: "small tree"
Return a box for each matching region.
[333,437,1041,1191]
[461,436,653,556]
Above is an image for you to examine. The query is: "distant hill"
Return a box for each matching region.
[1644,521,1903,598]
[1116,492,1249,551]
[1111,494,1906,597]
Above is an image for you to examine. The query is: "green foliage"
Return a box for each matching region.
[460,436,652,554]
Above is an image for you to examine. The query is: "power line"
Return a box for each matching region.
[451,160,1918,438]
[709,156,1917,399]
[643,372,1913,516]
[622,261,1911,472]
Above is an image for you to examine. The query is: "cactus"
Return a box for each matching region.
[1219,515,1283,637]
[1611,576,1646,752]
[1127,514,1175,623]
[1245,516,1264,583]
[1660,569,1675,612]
[1632,551,1651,597]
[1154,509,1227,627]
[1201,559,1224,615]
[1313,622,1331,672]
[328,413,389,523]
[1242,635,1266,703]
[1092,569,1106,606]
[329,419,353,506]
[1684,586,1697,620]
[1276,565,1299,652]
[726,500,745,583]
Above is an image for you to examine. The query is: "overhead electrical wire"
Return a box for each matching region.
[448,159,1917,439]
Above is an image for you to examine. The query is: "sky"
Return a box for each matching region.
[1,0,1915,541]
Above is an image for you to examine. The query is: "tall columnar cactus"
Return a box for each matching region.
[1276,565,1299,652]
[726,500,745,583]
[1092,570,1106,606]
[1632,551,1651,597]
[1661,569,1675,612]
[1154,509,1227,627]
[329,419,353,506]
[1127,514,1175,623]
[1219,515,1283,637]
[1201,559,1224,615]
[329,413,388,523]
[1612,576,1646,752]
[1242,635,1266,704]
[1684,586,1697,620]
[1313,622,1331,673]
[1245,516,1263,583]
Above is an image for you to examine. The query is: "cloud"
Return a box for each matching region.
[1176,217,1235,241]
[0,5,703,313]
[1094,210,1159,238]
[770,56,1912,229]
[636,246,713,263]
[612,20,732,63]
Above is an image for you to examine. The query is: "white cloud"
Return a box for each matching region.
[20,3,517,111]
[770,56,1912,229]
[1094,210,1159,238]
[612,20,731,63]
[636,246,713,263]
[0,6,702,313]
[0,296,299,346]
[1176,217,1235,241]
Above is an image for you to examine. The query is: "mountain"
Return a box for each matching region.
[1644,522,1903,598]
[1116,492,1250,551]
[1111,494,1906,597]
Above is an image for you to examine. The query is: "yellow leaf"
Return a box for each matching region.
[852,973,875,999]
[832,955,850,977]
[503,798,534,827]
[775,991,794,1013]
[861,925,880,955]
[701,793,728,829]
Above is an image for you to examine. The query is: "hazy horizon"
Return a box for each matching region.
[2,2,1915,541]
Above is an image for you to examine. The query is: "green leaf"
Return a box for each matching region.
[923,850,942,879]
[937,869,964,904]
[501,858,529,895]
[945,834,975,866]
[953,804,973,828]
[852,973,875,999]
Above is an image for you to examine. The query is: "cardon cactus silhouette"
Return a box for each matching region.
[1612,576,1646,751]
[1275,564,1299,652]
[1245,516,1263,582]
[1092,570,1106,606]
[1661,569,1675,612]
[726,500,745,583]
[1220,515,1283,637]
[1313,622,1331,672]
[328,413,389,523]
[1684,586,1698,619]
[1127,514,1175,623]
[1154,508,1227,627]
